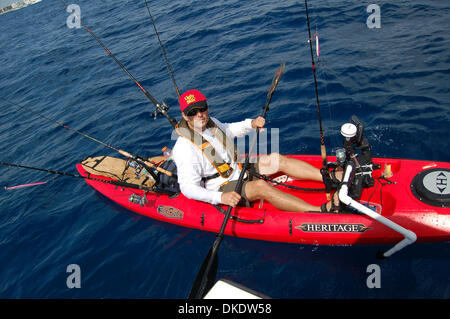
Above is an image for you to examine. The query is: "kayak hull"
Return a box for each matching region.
[76,155,450,246]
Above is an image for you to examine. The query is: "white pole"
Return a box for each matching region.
[339,164,417,257]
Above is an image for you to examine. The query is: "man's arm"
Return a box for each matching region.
[213,116,265,139]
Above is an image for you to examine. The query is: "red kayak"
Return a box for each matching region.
[76,153,450,256]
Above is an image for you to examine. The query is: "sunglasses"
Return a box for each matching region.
[185,106,208,117]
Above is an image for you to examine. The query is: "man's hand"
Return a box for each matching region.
[221,191,241,207]
[251,116,265,129]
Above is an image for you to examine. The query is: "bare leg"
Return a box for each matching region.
[244,179,320,212]
[258,153,322,181]
[252,153,342,212]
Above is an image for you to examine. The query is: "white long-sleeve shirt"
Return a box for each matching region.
[172,117,254,205]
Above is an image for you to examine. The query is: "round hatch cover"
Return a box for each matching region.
[411,168,450,207]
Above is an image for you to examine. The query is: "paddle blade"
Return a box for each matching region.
[188,245,219,299]
[267,61,285,98]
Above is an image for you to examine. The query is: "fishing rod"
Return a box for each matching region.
[304,0,326,163]
[189,62,286,299]
[0,161,154,192]
[60,0,177,128]
[304,0,333,201]
[143,0,181,98]
[0,96,173,178]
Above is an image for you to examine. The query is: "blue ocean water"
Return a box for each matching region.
[0,0,449,299]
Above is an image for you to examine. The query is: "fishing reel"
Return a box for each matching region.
[126,157,159,183]
[150,101,171,120]
[337,115,380,199]
[127,159,145,178]
[129,193,148,207]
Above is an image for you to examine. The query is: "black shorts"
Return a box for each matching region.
[218,162,259,207]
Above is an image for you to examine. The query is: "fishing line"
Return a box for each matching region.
[60,0,177,128]
[0,161,155,192]
[304,0,344,202]
[304,0,326,163]
[0,96,173,178]
[317,61,342,149]
[304,1,340,150]
[0,96,122,153]
[61,0,158,103]
[143,0,181,98]
[304,1,352,149]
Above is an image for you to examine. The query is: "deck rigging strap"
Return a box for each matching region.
[212,205,264,224]
[366,176,396,207]
[251,171,325,192]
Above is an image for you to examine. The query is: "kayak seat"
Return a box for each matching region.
[156,158,181,194]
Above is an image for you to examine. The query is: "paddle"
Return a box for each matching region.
[188,61,286,299]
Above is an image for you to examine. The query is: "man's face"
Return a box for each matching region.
[182,106,209,131]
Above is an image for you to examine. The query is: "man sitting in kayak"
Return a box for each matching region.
[172,89,339,213]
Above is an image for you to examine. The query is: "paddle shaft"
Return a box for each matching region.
[189,62,285,299]
[187,128,261,299]
[216,84,275,234]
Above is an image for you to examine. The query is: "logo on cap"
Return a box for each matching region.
[184,94,196,105]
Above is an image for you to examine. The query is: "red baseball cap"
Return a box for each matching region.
[179,89,208,114]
